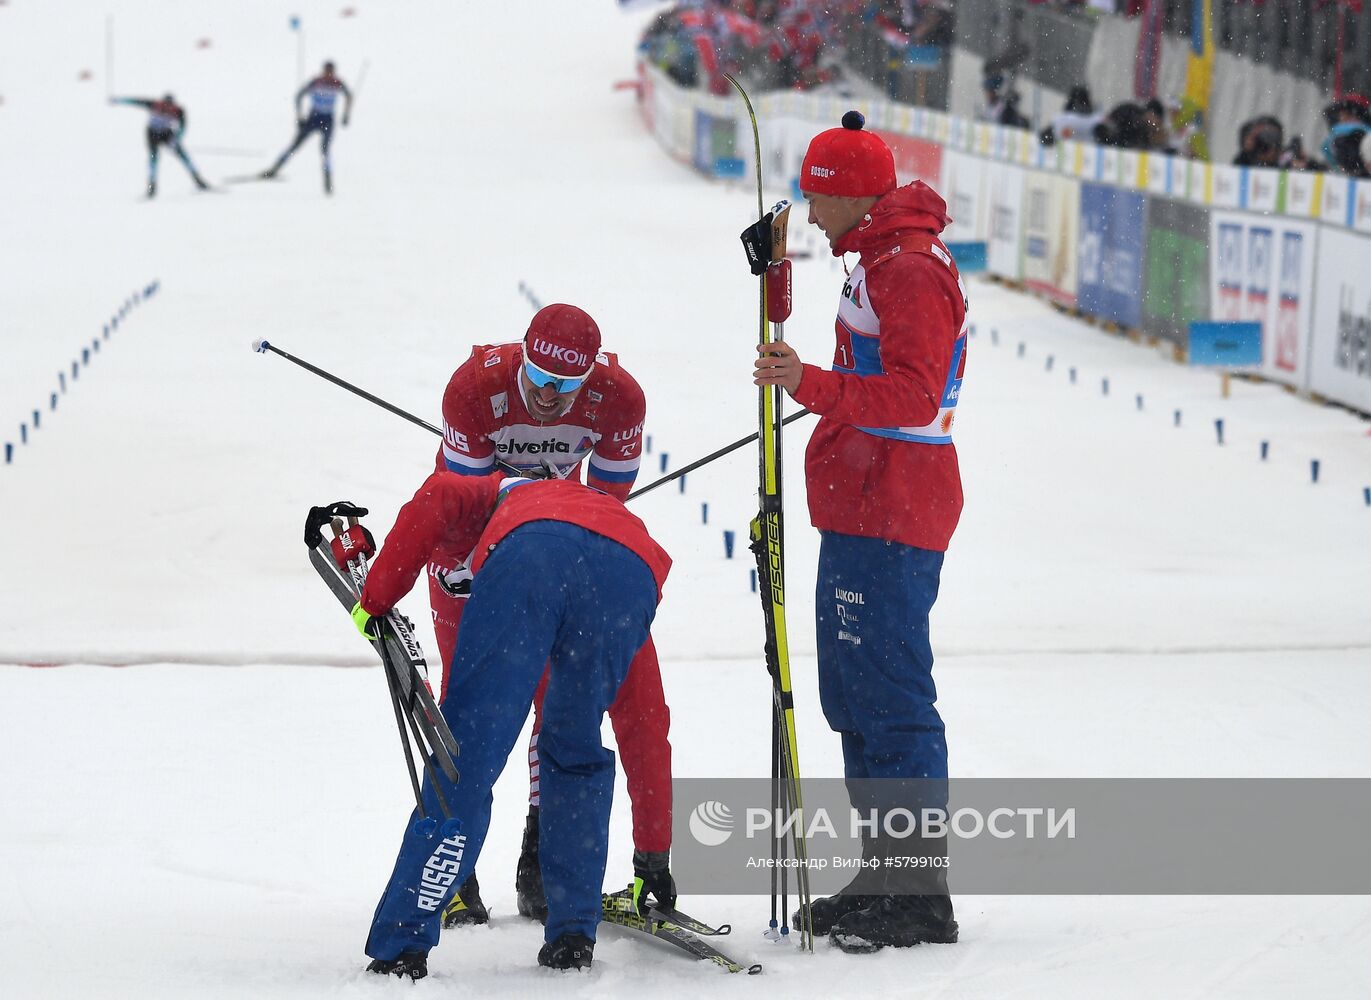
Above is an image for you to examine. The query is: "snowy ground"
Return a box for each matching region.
[2,2,1370,997]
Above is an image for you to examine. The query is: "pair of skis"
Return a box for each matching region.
[601,886,762,975]
[726,73,815,952]
[304,502,460,818]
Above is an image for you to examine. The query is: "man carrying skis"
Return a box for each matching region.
[355,473,675,977]
[427,303,673,936]
[751,111,968,953]
[109,93,210,197]
[259,60,352,193]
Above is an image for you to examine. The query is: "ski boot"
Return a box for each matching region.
[794,832,884,936]
[830,893,959,953]
[515,806,548,923]
[538,933,593,971]
[441,873,489,928]
[365,951,428,980]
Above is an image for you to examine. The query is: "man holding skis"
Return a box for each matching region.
[427,303,673,935]
[109,93,210,197]
[751,111,968,953]
[355,473,674,976]
[259,60,352,193]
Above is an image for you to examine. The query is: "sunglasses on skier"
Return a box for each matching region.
[523,356,592,394]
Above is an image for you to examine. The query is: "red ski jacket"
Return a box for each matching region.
[360,474,670,616]
[790,181,968,552]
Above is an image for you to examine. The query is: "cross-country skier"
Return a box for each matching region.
[752,111,968,953]
[426,304,673,937]
[259,60,352,193]
[109,93,210,198]
[355,473,674,977]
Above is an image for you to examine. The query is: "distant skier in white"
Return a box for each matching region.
[259,60,353,193]
[109,93,210,198]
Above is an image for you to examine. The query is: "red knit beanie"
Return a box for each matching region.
[800,111,896,198]
[523,304,601,376]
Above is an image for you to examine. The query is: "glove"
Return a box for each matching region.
[436,563,473,599]
[632,850,676,916]
[739,213,773,276]
[351,601,382,640]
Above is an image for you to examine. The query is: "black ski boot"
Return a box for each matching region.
[830,893,958,953]
[537,933,594,971]
[365,951,428,980]
[146,179,157,199]
[794,833,884,936]
[441,872,489,928]
[258,166,279,180]
[516,806,548,923]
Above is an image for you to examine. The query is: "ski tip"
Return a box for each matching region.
[747,963,764,975]
[252,338,269,354]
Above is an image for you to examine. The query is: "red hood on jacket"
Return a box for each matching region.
[831,180,952,257]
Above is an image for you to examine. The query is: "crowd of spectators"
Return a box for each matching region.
[1226,97,1369,175]
[640,0,1371,177]
[638,1,956,95]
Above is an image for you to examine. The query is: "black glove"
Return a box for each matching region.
[632,850,676,915]
[739,213,774,276]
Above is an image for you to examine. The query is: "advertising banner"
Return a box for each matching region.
[1077,183,1146,329]
[987,163,1025,280]
[1307,226,1371,413]
[1021,171,1080,307]
[1209,211,1318,387]
[941,150,988,244]
[1142,197,1210,347]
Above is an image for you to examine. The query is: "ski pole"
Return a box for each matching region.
[625,409,812,501]
[252,339,442,437]
[254,338,812,501]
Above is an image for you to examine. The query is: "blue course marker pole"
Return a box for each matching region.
[723,530,736,559]
[1173,409,1181,427]
[1135,394,1143,411]
[750,569,758,593]
[1101,377,1110,396]
[678,474,687,494]
[1017,342,1025,358]
[1363,487,1370,507]
[1069,367,1077,384]
[103,325,110,340]
[71,361,79,380]
[1045,355,1054,372]
[645,434,652,454]
[93,338,100,353]
[4,443,11,464]
[1260,441,1269,461]
[50,392,57,411]
[701,502,709,525]
[82,348,90,366]
[20,423,27,444]
[659,453,669,473]
[59,372,66,392]
[1215,419,1225,445]
[1311,459,1320,484]
[32,409,40,430]
[991,328,999,346]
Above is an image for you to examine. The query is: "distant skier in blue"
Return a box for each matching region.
[109,93,210,198]
[259,61,353,193]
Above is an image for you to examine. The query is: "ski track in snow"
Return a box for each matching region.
[2,1,1370,997]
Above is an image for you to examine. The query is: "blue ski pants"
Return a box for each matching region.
[815,531,948,801]
[271,112,335,172]
[364,522,658,960]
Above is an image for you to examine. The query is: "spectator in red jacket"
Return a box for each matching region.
[753,111,967,954]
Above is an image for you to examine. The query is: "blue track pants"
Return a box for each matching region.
[364,522,658,960]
